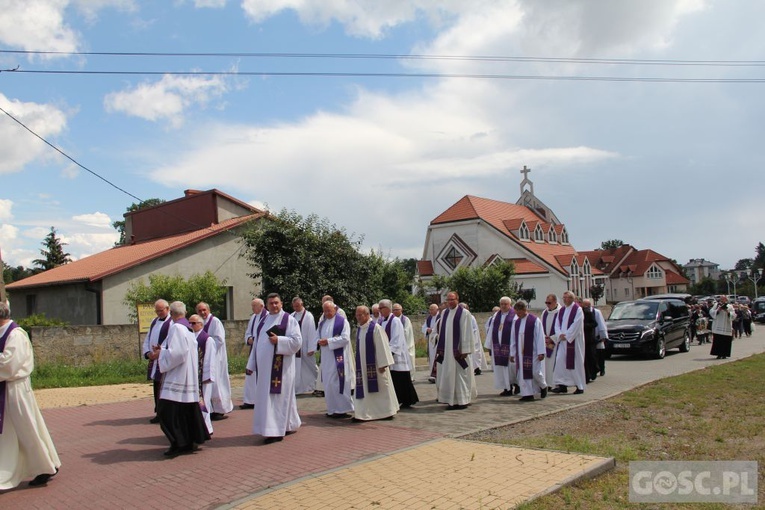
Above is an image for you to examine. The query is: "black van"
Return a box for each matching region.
[605,298,691,359]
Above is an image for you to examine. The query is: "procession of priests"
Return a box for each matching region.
[2,289,597,488]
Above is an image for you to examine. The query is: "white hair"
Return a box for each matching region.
[170,301,186,315]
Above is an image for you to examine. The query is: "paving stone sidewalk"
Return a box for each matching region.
[2,330,762,509]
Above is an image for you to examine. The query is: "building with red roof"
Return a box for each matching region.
[416,167,606,305]
[7,189,265,325]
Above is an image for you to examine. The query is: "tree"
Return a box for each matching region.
[589,284,604,305]
[3,262,38,284]
[122,271,227,322]
[112,198,165,246]
[735,258,754,271]
[600,239,625,250]
[32,227,72,271]
[439,261,516,312]
[754,242,765,270]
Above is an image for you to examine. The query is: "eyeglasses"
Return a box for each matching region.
[189,321,200,325]
[544,302,552,305]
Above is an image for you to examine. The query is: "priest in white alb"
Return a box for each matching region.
[392,303,417,381]
[435,292,477,410]
[189,314,217,435]
[196,302,234,420]
[149,301,210,457]
[352,306,399,422]
[422,304,439,383]
[509,300,547,401]
[540,294,561,390]
[241,298,266,409]
[550,291,586,394]
[379,300,418,408]
[316,299,354,418]
[246,293,302,444]
[291,297,319,395]
[0,301,61,489]
[483,296,518,396]
[461,302,488,376]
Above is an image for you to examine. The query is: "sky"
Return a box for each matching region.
[1,0,763,273]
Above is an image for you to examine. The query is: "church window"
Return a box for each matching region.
[548,229,557,243]
[647,265,663,279]
[519,222,530,240]
[560,228,569,244]
[443,246,464,270]
[534,225,544,242]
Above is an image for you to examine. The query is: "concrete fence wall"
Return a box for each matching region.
[28,307,612,366]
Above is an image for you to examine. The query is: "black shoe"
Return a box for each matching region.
[312,390,325,397]
[540,387,548,399]
[599,370,605,377]
[519,395,535,402]
[428,377,436,383]
[513,384,521,395]
[239,403,254,410]
[551,385,567,394]
[150,416,160,424]
[574,389,584,394]
[210,413,228,421]
[29,468,58,487]
[446,404,468,411]
[285,430,297,435]
[500,389,511,396]
[474,368,482,376]
[263,436,284,444]
[163,446,180,458]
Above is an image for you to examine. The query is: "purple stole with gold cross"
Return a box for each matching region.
[319,315,347,394]
[555,303,580,370]
[0,321,19,434]
[541,309,556,358]
[354,322,378,399]
[436,306,468,369]
[491,310,515,366]
[266,312,291,394]
[514,314,538,380]
[147,317,171,381]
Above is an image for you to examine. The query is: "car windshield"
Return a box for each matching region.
[754,301,765,313]
[609,302,659,320]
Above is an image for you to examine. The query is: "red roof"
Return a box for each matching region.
[665,270,690,285]
[431,196,576,274]
[507,258,548,275]
[7,213,264,289]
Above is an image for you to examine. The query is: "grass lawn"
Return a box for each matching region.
[32,354,251,389]
[468,353,765,509]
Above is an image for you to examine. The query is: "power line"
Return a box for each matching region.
[0,104,143,203]
[2,49,765,67]
[3,68,764,83]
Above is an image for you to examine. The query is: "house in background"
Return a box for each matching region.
[682,258,721,285]
[7,189,264,325]
[416,167,607,306]
[581,245,690,302]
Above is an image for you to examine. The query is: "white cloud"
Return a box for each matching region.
[0,199,13,221]
[193,0,226,7]
[0,0,80,54]
[104,74,231,128]
[23,226,52,240]
[72,211,113,228]
[60,232,119,260]
[0,94,69,174]
[247,200,268,211]
[72,0,137,23]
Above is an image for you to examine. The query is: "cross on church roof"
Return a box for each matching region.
[519,165,534,198]
[520,165,531,180]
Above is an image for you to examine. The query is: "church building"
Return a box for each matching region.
[416,167,606,306]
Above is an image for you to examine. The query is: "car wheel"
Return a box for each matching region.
[679,330,691,353]
[653,337,666,359]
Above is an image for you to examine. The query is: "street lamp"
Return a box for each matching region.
[745,268,764,300]
[724,273,732,295]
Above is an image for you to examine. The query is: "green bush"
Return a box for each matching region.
[17,313,68,330]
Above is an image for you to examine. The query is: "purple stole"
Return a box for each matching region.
[0,322,19,434]
[514,314,538,380]
[354,322,378,399]
[429,313,442,378]
[202,314,217,334]
[542,309,555,358]
[491,310,515,366]
[147,317,171,381]
[383,316,401,366]
[435,306,468,369]
[266,313,291,394]
[196,329,210,412]
[319,315,347,394]
[291,311,307,358]
[556,303,580,370]
[249,309,268,355]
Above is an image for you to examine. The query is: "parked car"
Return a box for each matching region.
[605,298,691,359]
[753,298,765,323]
[644,293,692,303]
[736,296,751,306]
